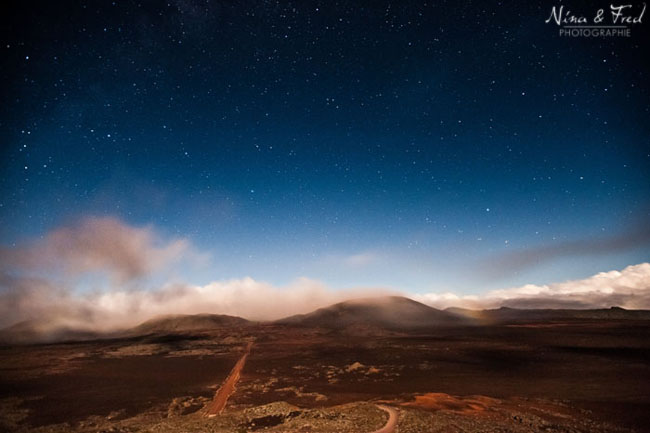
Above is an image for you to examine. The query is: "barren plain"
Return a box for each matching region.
[1,297,649,433]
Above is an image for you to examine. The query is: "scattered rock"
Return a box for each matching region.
[345,362,365,372]
[167,396,209,417]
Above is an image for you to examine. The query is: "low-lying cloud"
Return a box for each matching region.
[1,217,649,336]
[0,275,371,332]
[414,262,650,310]
[0,217,381,330]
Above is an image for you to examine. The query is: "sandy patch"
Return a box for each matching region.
[403,393,500,414]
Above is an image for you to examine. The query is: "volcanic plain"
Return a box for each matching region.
[1,296,649,433]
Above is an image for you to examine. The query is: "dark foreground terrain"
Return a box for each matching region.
[1,299,650,433]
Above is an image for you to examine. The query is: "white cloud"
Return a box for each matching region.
[85,276,368,328]
[414,263,650,310]
[0,275,381,331]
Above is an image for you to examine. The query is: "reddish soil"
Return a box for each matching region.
[230,321,650,430]
[403,393,500,414]
[2,321,650,431]
[0,336,240,426]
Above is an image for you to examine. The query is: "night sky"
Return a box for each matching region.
[2,0,649,296]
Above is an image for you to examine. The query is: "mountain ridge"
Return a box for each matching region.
[3,296,650,344]
[445,305,650,323]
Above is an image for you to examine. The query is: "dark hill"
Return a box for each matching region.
[129,313,251,335]
[277,296,468,330]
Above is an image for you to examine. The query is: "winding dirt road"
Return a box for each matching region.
[205,341,253,417]
[371,405,398,433]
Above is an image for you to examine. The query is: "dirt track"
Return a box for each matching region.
[205,342,253,416]
[370,405,398,433]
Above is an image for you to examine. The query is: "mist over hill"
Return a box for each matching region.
[128,314,251,335]
[277,296,476,329]
[3,295,650,344]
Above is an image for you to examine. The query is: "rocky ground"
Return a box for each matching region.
[1,393,639,433]
[2,320,649,433]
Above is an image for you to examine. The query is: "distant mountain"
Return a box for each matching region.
[0,320,100,345]
[128,313,251,335]
[5,300,648,346]
[277,296,468,330]
[446,306,650,323]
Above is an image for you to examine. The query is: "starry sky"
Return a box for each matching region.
[1,0,649,296]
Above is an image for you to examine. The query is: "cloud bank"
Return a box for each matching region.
[1,217,649,335]
[414,262,650,310]
[0,217,381,330]
[0,274,372,332]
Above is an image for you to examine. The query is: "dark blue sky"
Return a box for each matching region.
[1,0,649,294]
